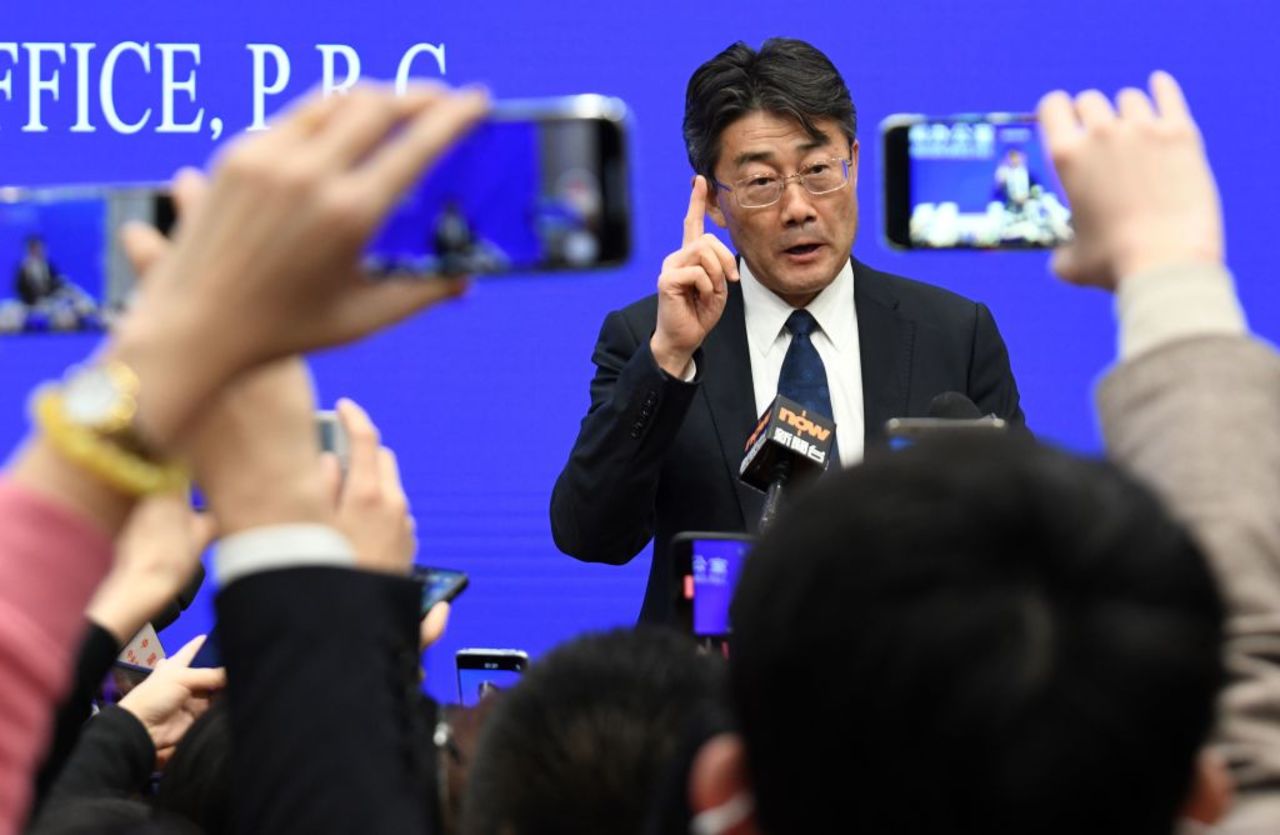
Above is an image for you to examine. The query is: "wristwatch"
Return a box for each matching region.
[33,359,188,495]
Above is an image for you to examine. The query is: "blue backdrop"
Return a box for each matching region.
[1,1,1275,701]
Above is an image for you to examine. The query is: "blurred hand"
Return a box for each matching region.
[650,176,739,376]
[108,83,488,451]
[188,358,329,537]
[419,601,450,652]
[119,634,225,767]
[320,398,416,574]
[1038,71,1222,290]
[87,495,215,645]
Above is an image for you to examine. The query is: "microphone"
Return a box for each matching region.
[739,395,836,532]
[926,391,985,420]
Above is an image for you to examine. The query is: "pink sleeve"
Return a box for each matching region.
[0,478,113,834]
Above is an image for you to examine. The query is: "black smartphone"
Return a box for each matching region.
[882,113,1072,250]
[411,565,469,614]
[99,661,152,704]
[0,94,632,335]
[455,648,527,707]
[880,416,1008,453]
[670,532,754,650]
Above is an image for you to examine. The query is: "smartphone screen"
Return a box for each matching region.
[99,662,151,704]
[883,114,1072,249]
[671,533,753,642]
[363,95,630,277]
[0,186,173,335]
[456,649,526,707]
[412,565,469,614]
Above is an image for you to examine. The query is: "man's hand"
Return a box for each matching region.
[118,634,226,767]
[650,176,740,377]
[320,398,416,575]
[86,495,215,645]
[1039,71,1223,290]
[188,359,329,537]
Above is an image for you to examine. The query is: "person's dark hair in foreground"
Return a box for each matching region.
[153,700,232,835]
[27,797,198,835]
[728,436,1225,834]
[461,627,728,835]
[682,38,857,185]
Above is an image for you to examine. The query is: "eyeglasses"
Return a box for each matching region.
[714,157,852,209]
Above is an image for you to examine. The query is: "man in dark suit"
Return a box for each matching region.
[551,38,1024,624]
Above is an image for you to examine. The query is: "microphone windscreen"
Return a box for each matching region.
[926,391,983,420]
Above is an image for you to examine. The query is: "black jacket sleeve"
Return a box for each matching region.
[41,705,155,805]
[549,308,702,565]
[216,567,433,835]
[31,622,122,809]
[968,302,1026,428]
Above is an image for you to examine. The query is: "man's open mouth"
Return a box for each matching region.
[784,243,822,256]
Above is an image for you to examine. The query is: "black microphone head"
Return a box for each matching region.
[739,396,836,492]
[927,391,983,420]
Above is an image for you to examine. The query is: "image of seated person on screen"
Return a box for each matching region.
[1,234,100,334]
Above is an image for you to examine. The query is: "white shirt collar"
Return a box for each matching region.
[739,256,856,359]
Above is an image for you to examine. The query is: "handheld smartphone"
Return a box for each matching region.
[882,113,1072,250]
[365,94,631,277]
[671,532,754,647]
[99,661,152,704]
[455,648,527,707]
[411,565,469,614]
[315,409,350,472]
[0,94,632,335]
[882,416,1008,452]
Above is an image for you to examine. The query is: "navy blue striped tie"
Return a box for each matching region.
[778,310,838,467]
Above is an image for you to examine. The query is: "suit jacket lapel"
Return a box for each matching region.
[700,282,765,529]
[853,259,913,444]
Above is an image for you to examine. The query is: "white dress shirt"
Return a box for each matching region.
[739,257,865,466]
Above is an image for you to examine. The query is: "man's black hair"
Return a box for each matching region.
[461,627,729,835]
[683,38,857,184]
[730,435,1225,834]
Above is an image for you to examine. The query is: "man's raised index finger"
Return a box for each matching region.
[684,175,707,247]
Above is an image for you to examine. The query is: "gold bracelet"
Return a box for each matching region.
[32,387,189,496]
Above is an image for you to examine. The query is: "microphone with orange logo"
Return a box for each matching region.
[739,395,837,532]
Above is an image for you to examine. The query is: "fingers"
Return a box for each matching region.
[684,175,708,247]
[331,273,470,339]
[1150,70,1192,124]
[170,168,209,216]
[120,222,170,277]
[356,87,490,217]
[311,86,447,169]
[189,511,218,554]
[1037,90,1080,153]
[174,666,228,693]
[419,601,451,649]
[377,447,407,506]
[318,451,344,508]
[168,634,208,667]
[1116,87,1156,123]
[1074,90,1117,129]
[705,234,739,282]
[336,397,381,499]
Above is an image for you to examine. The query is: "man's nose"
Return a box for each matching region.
[778,179,818,227]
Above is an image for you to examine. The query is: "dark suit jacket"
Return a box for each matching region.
[551,259,1024,624]
[216,567,436,835]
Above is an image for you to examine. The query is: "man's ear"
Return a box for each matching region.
[849,138,861,189]
[707,187,728,228]
[1181,749,1233,825]
[689,733,759,834]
